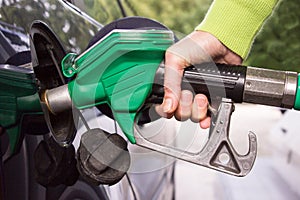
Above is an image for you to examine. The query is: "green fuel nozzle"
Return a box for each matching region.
[43,28,300,177]
[46,29,175,143]
[44,29,300,144]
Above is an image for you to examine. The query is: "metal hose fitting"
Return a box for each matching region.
[243,66,298,109]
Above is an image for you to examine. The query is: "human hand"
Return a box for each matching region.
[155,30,242,129]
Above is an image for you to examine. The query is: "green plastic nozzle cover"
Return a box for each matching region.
[62,29,174,143]
[0,66,42,154]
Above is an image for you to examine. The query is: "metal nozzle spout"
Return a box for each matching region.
[43,84,72,114]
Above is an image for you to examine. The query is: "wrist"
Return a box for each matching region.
[195,0,279,59]
[191,30,242,64]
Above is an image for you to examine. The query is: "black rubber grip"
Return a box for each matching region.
[149,63,247,104]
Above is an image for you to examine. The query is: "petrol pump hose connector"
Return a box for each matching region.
[243,66,298,109]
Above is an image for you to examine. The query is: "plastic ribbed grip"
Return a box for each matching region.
[150,63,247,103]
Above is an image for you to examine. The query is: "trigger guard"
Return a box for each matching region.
[133,98,257,177]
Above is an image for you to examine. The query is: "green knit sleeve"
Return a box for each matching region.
[195,0,279,58]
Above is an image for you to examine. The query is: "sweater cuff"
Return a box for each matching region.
[195,0,278,58]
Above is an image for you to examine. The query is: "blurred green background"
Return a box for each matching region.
[79,0,300,72]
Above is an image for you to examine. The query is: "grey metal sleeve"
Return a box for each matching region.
[243,66,298,109]
[44,84,72,114]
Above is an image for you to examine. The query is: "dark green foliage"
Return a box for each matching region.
[125,0,212,35]
[246,0,300,72]
[82,1,300,71]
[81,0,212,37]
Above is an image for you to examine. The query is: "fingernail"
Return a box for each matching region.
[196,97,207,108]
[181,90,193,105]
[163,98,173,113]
